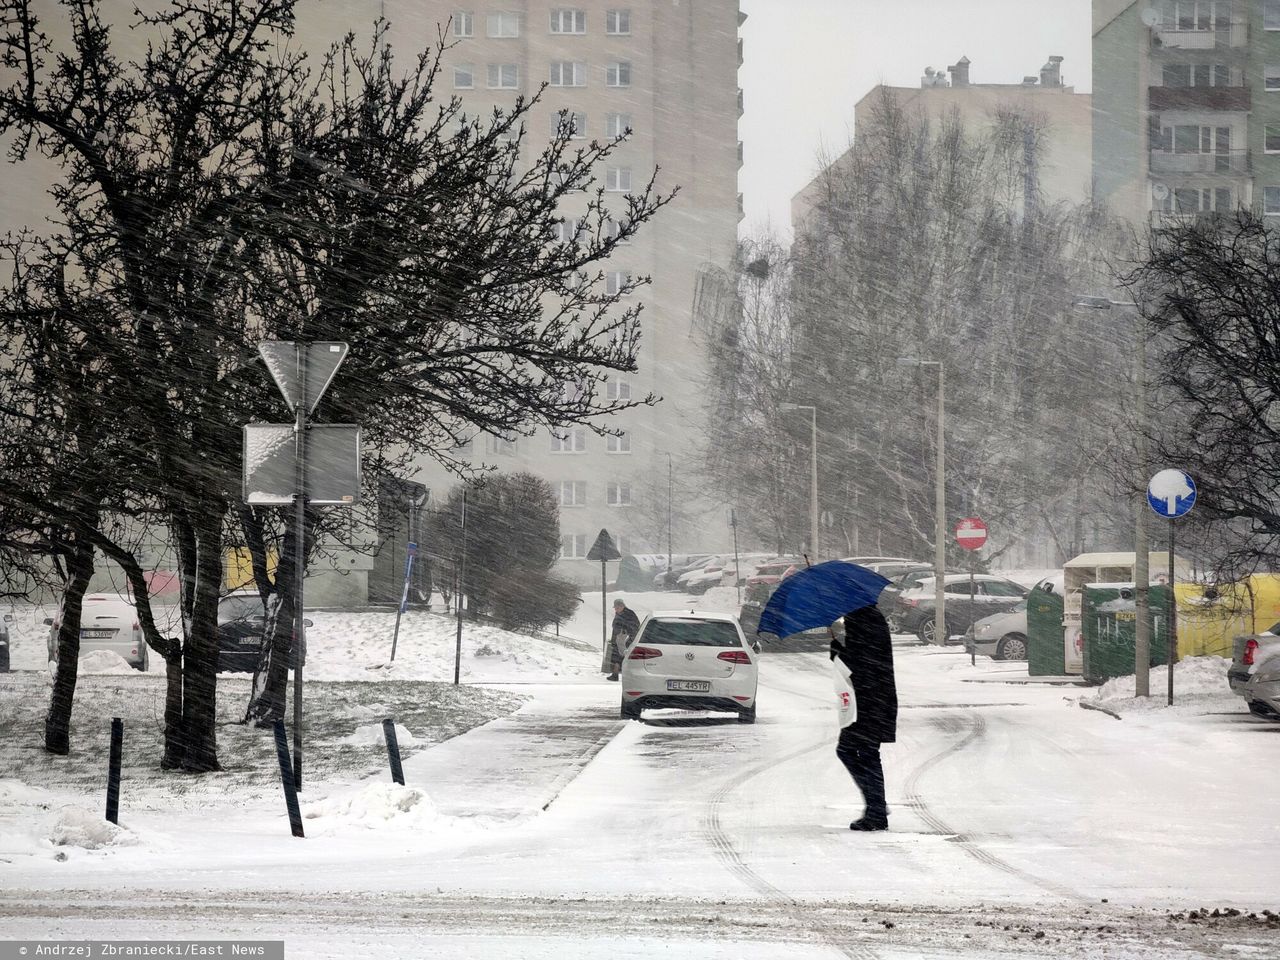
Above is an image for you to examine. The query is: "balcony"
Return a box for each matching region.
[1150,149,1249,175]
[1149,85,1250,112]
[1152,19,1248,50]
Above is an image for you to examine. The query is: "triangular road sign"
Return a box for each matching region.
[259,341,349,414]
[587,528,622,562]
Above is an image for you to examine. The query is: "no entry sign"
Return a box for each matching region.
[955,516,988,551]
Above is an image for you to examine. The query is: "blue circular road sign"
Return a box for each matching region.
[1147,469,1197,519]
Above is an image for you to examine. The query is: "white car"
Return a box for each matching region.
[620,611,760,723]
[46,594,152,671]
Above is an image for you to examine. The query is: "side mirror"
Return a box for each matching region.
[752,640,762,655]
[43,618,53,626]
[304,618,314,628]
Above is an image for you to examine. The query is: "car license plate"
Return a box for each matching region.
[667,680,710,693]
[80,628,115,639]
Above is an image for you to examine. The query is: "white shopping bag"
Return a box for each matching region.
[832,657,857,729]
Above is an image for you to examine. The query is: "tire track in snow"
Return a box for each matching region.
[902,710,1085,903]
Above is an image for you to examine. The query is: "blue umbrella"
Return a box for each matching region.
[756,561,891,639]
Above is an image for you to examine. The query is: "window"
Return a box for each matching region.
[1267,0,1280,30]
[606,9,631,34]
[606,167,632,192]
[606,61,632,87]
[1267,65,1280,90]
[1265,186,1280,215]
[606,112,632,138]
[982,580,1025,598]
[605,270,630,295]
[558,481,587,507]
[550,9,586,34]
[550,61,587,87]
[606,431,631,454]
[453,11,474,37]
[1165,0,1227,30]
[615,535,631,555]
[551,428,587,452]
[560,379,586,403]
[486,11,520,37]
[1268,126,1280,153]
[606,378,632,401]
[606,219,631,244]
[1158,184,1232,214]
[550,111,587,139]
[606,482,632,506]
[1162,63,1231,87]
[487,63,519,89]
[560,533,588,559]
[453,64,475,89]
[485,435,517,455]
[555,217,583,243]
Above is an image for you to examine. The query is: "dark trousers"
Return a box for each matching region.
[836,728,888,823]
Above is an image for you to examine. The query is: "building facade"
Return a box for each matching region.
[1094,0,1280,227]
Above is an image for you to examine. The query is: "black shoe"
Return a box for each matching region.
[849,817,888,832]
[606,674,619,681]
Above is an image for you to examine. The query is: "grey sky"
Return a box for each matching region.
[737,0,1092,238]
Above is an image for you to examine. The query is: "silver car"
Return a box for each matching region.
[970,600,1029,661]
[1243,650,1280,721]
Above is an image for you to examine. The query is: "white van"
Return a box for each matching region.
[46,594,153,671]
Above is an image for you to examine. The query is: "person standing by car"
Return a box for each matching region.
[832,604,898,831]
[605,598,641,681]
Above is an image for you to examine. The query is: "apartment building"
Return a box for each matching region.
[1093,0,1277,227]
[793,55,1093,235]
[375,2,744,586]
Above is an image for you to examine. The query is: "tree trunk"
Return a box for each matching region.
[179,508,223,772]
[44,537,95,755]
[245,521,295,726]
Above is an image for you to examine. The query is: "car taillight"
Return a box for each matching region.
[1244,639,1259,666]
[903,598,919,607]
[717,650,751,664]
[629,646,662,660]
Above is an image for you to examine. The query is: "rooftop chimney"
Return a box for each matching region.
[948,56,971,88]
[1040,55,1064,88]
[920,66,948,88]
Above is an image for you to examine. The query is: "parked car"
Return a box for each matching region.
[620,611,759,723]
[46,594,153,671]
[677,556,727,593]
[1242,648,1280,721]
[896,574,1028,645]
[1228,625,1280,718]
[968,600,1030,661]
[216,590,312,673]
[1,613,11,672]
[655,554,715,590]
[863,560,932,582]
[879,567,936,630]
[743,558,804,604]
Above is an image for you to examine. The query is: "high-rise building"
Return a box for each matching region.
[377,2,744,585]
[1093,0,1261,228]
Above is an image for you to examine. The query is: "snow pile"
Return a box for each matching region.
[1087,656,1241,715]
[77,650,137,675]
[0,778,53,807]
[339,721,416,748]
[48,806,138,849]
[302,783,444,831]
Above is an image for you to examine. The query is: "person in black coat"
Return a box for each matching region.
[606,599,641,681]
[832,604,898,831]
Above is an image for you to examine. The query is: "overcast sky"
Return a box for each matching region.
[737,0,1092,239]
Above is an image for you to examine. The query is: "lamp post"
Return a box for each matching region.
[897,358,946,645]
[781,402,819,561]
[667,452,673,586]
[1073,294,1150,696]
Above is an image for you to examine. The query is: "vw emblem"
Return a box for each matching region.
[685,652,695,661]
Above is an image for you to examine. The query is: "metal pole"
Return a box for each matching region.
[454,489,466,685]
[667,453,673,588]
[382,717,405,785]
[969,564,976,666]
[1168,519,1177,706]
[1134,311,1151,697]
[809,407,819,561]
[601,558,607,665]
[731,508,742,605]
[935,364,947,647]
[272,720,305,838]
[105,717,123,824]
[293,344,308,791]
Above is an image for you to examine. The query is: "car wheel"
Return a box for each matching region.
[996,633,1029,661]
[917,618,936,645]
[621,699,641,721]
[737,702,756,724]
[1247,700,1278,720]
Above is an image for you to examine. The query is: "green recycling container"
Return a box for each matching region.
[1081,584,1171,684]
[1027,582,1066,676]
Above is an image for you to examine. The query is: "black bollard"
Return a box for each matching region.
[105,718,123,824]
[382,718,405,786]
[273,720,305,838]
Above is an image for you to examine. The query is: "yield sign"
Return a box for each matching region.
[259,341,349,415]
[586,528,622,562]
[955,517,988,551]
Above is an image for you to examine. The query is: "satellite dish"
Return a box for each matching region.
[1152,183,1170,200]
[1141,7,1161,27]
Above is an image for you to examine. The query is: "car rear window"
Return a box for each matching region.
[641,619,742,647]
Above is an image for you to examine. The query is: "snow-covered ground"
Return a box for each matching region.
[3,587,1279,958]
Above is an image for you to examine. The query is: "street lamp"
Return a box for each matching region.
[780,402,819,561]
[897,357,946,646]
[1073,294,1150,697]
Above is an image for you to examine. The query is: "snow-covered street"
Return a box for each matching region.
[3,592,1279,958]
